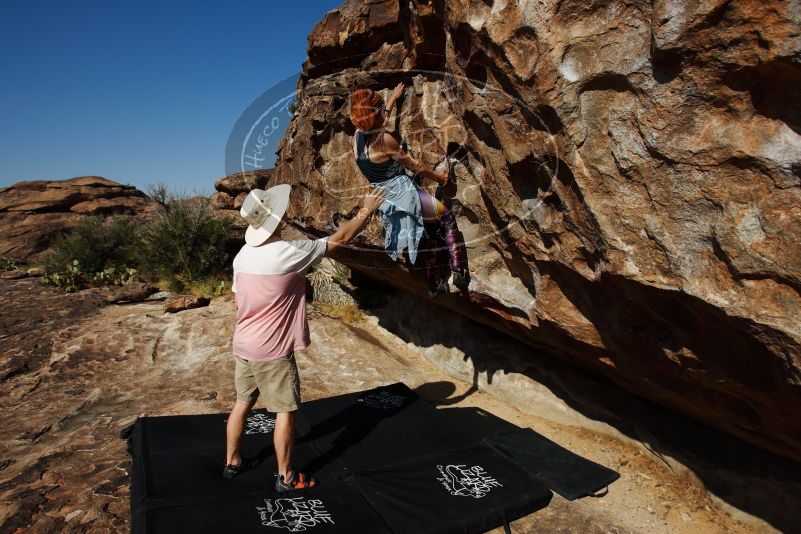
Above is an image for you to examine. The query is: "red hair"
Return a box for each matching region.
[349,88,384,132]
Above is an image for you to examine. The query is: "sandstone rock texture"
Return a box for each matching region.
[162,295,211,314]
[0,176,155,261]
[262,0,801,461]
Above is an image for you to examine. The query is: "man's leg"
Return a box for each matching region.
[226,398,256,466]
[273,410,296,479]
[249,352,305,483]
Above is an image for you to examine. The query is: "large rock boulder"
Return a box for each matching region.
[263,0,801,461]
[0,176,155,261]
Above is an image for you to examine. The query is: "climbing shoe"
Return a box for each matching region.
[222,457,252,479]
[275,467,319,492]
[448,268,470,292]
[427,281,449,298]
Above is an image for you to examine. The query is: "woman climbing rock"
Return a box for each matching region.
[348,83,469,297]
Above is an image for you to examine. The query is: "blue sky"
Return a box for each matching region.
[0,0,342,196]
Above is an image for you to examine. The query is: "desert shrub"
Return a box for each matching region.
[0,257,23,271]
[38,183,237,293]
[42,215,141,275]
[137,184,235,291]
[184,275,231,299]
[310,301,364,323]
[41,260,137,292]
[328,259,351,287]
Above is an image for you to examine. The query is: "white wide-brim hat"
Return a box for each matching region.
[240,184,291,246]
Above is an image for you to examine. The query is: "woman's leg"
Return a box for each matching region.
[415,187,468,285]
[439,210,467,273]
[416,187,447,223]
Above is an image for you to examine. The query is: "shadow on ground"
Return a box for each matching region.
[343,275,801,533]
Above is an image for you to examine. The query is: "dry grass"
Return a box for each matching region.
[309,301,365,324]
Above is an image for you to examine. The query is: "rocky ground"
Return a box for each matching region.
[1,270,799,533]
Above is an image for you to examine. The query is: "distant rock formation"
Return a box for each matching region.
[0,176,155,261]
[209,169,274,229]
[256,0,801,461]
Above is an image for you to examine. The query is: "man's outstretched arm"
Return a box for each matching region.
[326,187,388,256]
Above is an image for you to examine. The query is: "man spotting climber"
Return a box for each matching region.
[223,183,387,491]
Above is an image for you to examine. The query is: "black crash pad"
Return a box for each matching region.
[128,382,618,533]
[485,429,620,500]
[134,482,391,534]
[129,410,339,505]
[299,382,484,473]
[441,406,620,500]
[348,444,552,534]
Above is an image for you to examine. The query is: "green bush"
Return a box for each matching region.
[42,215,141,275]
[38,183,237,293]
[184,275,231,299]
[137,185,235,291]
[329,259,351,287]
[41,260,137,292]
[0,257,23,271]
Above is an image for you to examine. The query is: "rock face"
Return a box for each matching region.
[260,0,801,461]
[0,176,155,261]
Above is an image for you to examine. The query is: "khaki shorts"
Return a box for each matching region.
[234,352,301,412]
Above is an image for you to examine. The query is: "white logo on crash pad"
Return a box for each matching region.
[246,413,276,434]
[436,464,503,498]
[256,497,334,531]
[358,390,405,409]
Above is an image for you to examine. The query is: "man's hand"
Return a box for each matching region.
[360,187,388,213]
[326,187,389,255]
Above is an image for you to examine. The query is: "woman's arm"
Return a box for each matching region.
[381,83,405,129]
[381,133,448,185]
[384,83,404,115]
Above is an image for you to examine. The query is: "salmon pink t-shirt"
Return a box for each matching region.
[231,234,328,362]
